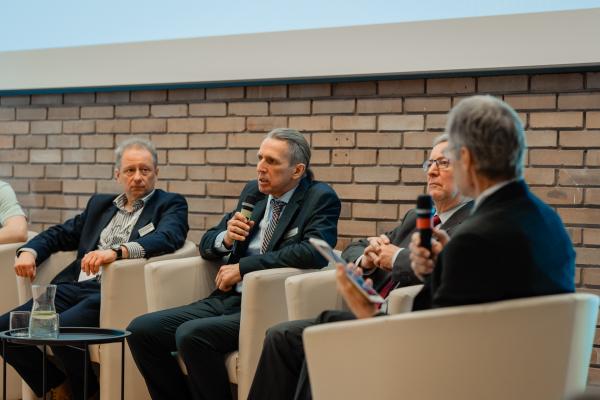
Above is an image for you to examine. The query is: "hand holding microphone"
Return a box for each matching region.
[223,196,257,249]
[409,195,450,280]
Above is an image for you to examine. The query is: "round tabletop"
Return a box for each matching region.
[0,327,130,346]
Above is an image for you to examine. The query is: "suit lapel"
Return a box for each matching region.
[129,191,160,240]
[440,201,474,232]
[94,203,119,245]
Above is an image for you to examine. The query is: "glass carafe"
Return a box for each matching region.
[29,284,59,338]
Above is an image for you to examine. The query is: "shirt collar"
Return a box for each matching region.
[114,189,155,212]
[268,185,298,206]
[436,199,469,225]
[473,178,519,212]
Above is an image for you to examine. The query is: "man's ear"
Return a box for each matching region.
[293,163,306,179]
[114,169,120,181]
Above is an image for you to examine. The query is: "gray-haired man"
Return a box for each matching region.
[0,138,189,400]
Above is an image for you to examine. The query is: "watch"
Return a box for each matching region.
[111,245,123,260]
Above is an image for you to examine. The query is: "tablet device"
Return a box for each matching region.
[309,237,386,304]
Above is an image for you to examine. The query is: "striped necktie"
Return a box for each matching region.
[261,199,285,254]
[433,214,442,227]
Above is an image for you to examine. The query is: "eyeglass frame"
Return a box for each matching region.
[422,158,451,172]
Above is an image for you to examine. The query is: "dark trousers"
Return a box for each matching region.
[248,310,356,400]
[0,279,100,400]
[127,292,242,400]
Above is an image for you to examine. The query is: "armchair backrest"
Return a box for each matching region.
[304,293,599,400]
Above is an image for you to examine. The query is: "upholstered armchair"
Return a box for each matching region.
[144,255,317,400]
[303,292,599,400]
[16,240,198,400]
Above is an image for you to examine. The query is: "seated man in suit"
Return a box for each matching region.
[127,128,341,400]
[0,180,28,244]
[248,134,473,400]
[0,137,189,400]
[405,94,575,311]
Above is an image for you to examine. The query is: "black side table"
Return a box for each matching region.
[1,327,130,400]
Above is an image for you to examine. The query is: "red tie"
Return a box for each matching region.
[433,214,441,227]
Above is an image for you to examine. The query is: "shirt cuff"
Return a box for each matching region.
[17,248,38,259]
[122,242,145,259]
[213,231,231,254]
[390,248,404,267]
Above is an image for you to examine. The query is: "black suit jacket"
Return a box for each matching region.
[414,180,575,310]
[342,202,473,291]
[200,177,341,277]
[21,189,189,283]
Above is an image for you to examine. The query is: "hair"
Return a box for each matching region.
[114,137,158,170]
[266,128,313,179]
[432,133,449,147]
[445,95,526,180]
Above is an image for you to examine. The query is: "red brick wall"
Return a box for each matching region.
[1,71,599,381]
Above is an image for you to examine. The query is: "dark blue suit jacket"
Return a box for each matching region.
[414,180,575,310]
[200,176,341,277]
[21,189,189,284]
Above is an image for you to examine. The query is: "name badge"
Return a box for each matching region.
[138,223,155,237]
[284,227,299,239]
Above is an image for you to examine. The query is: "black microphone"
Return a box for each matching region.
[416,194,434,252]
[232,195,258,250]
[240,195,258,221]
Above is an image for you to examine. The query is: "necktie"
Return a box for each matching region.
[433,214,442,227]
[261,199,285,254]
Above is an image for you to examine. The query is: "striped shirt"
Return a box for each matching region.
[77,190,154,282]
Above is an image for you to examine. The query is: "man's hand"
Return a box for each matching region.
[362,234,398,271]
[335,263,377,319]
[370,243,400,271]
[215,263,242,292]
[223,212,255,249]
[14,251,37,279]
[81,249,118,276]
[409,228,449,281]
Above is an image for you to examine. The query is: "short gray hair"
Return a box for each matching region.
[266,128,313,179]
[432,133,449,147]
[445,95,525,180]
[115,137,158,170]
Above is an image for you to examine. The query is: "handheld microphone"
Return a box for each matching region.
[416,194,434,252]
[240,196,258,221]
[234,195,257,293]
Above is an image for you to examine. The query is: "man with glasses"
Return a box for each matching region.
[247,133,473,400]
[0,137,189,400]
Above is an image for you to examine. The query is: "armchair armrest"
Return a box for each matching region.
[285,269,344,320]
[145,255,221,312]
[237,267,316,400]
[16,250,76,304]
[386,284,424,315]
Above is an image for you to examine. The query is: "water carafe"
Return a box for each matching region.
[29,284,59,338]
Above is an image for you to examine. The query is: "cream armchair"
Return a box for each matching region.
[0,231,36,400]
[284,265,424,320]
[144,255,317,400]
[16,240,198,400]
[304,292,599,400]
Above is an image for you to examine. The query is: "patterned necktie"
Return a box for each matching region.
[433,214,442,227]
[261,199,285,254]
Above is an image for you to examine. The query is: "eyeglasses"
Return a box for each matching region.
[422,158,451,172]
[121,167,154,177]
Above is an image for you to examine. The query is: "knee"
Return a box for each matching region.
[175,322,204,355]
[127,314,159,346]
[264,321,294,349]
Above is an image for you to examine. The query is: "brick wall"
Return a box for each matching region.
[1,71,599,381]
